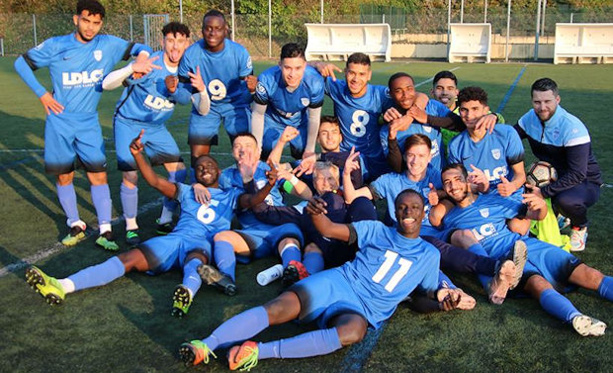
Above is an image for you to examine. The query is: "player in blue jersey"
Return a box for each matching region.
[179,189,468,369]
[101,22,209,245]
[14,0,153,251]
[434,163,613,336]
[177,10,256,180]
[251,43,325,160]
[207,133,310,291]
[25,130,275,318]
[514,78,602,252]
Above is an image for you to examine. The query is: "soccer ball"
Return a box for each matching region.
[526,161,558,187]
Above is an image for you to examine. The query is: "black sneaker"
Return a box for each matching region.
[282,260,309,288]
[156,219,174,235]
[197,264,237,296]
[125,230,141,246]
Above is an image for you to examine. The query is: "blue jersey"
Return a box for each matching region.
[174,183,243,239]
[448,125,524,190]
[254,65,324,128]
[370,166,442,236]
[325,78,392,159]
[380,99,450,170]
[219,161,284,229]
[115,50,178,126]
[178,39,253,117]
[343,220,440,328]
[441,193,523,259]
[23,33,134,113]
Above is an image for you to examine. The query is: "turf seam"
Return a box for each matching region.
[414,66,461,88]
[496,64,527,114]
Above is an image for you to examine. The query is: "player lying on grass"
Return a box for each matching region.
[179,189,471,370]
[25,130,275,318]
[431,163,613,336]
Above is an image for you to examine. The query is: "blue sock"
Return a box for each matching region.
[91,184,112,227]
[280,244,301,268]
[539,288,581,323]
[468,243,491,290]
[597,276,613,302]
[183,258,203,297]
[56,183,80,226]
[214,240,236,281]
[120,183,138,219]
[202,306,269,351]
[258,328,342,360]
[303,252,324,275]
[68,256,126,291]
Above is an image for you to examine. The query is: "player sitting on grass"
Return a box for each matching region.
[25,130,275,318]
[432,163,613,336]
[179,189,469,370]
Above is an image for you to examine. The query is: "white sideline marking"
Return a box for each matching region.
[0,149,234,157]
[414,67,461,88]
[0,197,163,278]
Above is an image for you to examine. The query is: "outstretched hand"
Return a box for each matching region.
[129,129,145,156]
[306,196,328,215]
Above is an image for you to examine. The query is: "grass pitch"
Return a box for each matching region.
[1,57,613,372]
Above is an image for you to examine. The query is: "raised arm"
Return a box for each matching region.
[130,130,177,199]
[342,149,373,204]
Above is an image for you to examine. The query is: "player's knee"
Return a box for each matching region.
[304,243,322,255]
[87,171,108,185]
[214,230,235,242]
[122,171,138,187]
[185,250,209,265]
[264,291,301,325]
[118,248,149,272]
[57,172,75,186]
[279,237,300,249]
[336,321,367,346]
[524,274,552,298]
[450,229,476,248]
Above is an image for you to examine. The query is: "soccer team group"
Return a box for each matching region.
[15,0,613,370]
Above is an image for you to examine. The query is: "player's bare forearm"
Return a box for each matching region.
[239,181,273,209]
[133,152,177,199]
[308,202,351,242]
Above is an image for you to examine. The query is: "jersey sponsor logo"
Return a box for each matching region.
[479,208,489,218]
[483,166,508,182]
[144,94,174,110]
[350,110,369,137]
[491,149,501,160]
[472,222,497,241]
[301,97,310,107]
[93,50,102,61]
[62,69,104,87]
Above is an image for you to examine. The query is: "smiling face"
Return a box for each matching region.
[162,32,189,66]
[442,167,470,204]
[73,11,103,43]
[231,135,259,164]
[202,15,227,52]
[459,99,490,131]
[390,75,417,110]
[317,121,342,153]
[345,62,371,97]
[432,77,459,109]
[394,191,425,238]
[531,89,560,122]
[280,56,306,89]
[404,143,431,180]
[194,156,220,186]
[313,166,339,194]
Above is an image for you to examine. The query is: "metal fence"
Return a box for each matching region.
[1,8,612,58]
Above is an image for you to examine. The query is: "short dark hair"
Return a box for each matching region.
[194,154,219,167]
[76,0,105,18]
[320,115,340,128]
[280,43,305,60]
[531,78,559,97]
[346,52,371,67]
[388,72,414,89]
[433,70,458,87]
[233,132,258,146]
[404,134,432,154]
[162,22,190,38]
[394,188,424,209]
[458,86,488,106]
[442,163,468,179]
[202,9,226,29]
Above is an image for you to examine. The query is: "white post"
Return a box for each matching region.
[129,15,134,41]
[268,0,272,58]
[447,0,452,57]
[460,0,464,23]
[570,13,574,23]
[535,0,541,61]
[320,0,324,24]
[231,0,236,41]
[541,0,547,37]
[179,0,183,23]
[0,37,4,57]
[32,14,37,46]
[505,0,511,62]
[484,0,488,23]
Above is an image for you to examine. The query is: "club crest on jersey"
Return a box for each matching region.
[491,149,501,160]
[256,82,266,94]
[93,50,102,61]
[423,126,432,133]
[479,208,489,218]
[301,98,310,107]
[246,56,253,70]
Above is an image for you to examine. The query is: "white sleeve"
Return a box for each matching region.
[192,90,211,116]
[251,102,267,150]
[102,63,134,90]
[305,106,322,153]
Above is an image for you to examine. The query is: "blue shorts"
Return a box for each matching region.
[188,104,250,145]
[235,222,304,264]
[520,236,582,293]
[44,112,106,174]
[114,116,182,171]
[139,233,212,274]
[261,120,307,159]
[291,268,367,329]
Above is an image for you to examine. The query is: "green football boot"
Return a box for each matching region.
[171,284,192,318]
[61,225,87,247]
[25,265,65,305]
[178,340,217,366]
[95,231,119,251]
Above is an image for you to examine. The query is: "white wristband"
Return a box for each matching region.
[289,175,300,186]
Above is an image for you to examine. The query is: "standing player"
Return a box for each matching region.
[14,0,153,250]
[179,190,466,370]
[25,130,275,318]
[434,164,613,336]
[514,78,602,252]
[251,43,324,160]
[178,10,256,179]
[102,22,209,245]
